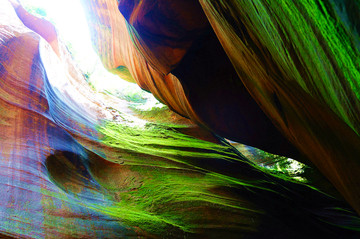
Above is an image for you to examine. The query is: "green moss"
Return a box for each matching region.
[93,118,322,234]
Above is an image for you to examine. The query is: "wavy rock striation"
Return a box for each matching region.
[0,0,360,238]
[83,0,360,216]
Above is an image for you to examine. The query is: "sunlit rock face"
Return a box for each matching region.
[1,0,360,238]
[0,1,139,238]
[83,0,360,216]
[83,0,300,159]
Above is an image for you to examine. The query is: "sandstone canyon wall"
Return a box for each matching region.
[0,0,360,238]
[82,0,360,216]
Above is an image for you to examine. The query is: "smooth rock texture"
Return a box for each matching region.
[83,0,360,216]
[83,0,301,159]
[0,1,136,237]
[1,0,360,238]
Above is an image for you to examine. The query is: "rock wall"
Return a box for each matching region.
[83,0,360,215]
[1,0,360,238]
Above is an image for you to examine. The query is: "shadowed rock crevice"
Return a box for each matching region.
[1,0,360,237]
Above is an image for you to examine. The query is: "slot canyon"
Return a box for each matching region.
[0,0,359,238]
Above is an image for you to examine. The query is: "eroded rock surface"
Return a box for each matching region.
[1,0,360,238]
[83,0,360,216]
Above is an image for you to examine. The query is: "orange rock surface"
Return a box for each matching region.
[1,0,360,237]
[83,0,360,215]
